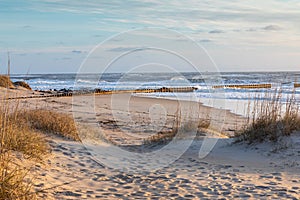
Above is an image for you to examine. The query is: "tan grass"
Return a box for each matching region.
[0,103,49,160]
[13,81,32,90]
[0,105,80,199]
[19,109,81,141]
[0,152,36,200]
[0,102,47,200]
[235,89,300,143]
[0,75,14,89]
[144,106,211,145]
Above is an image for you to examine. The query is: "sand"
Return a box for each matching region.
[1,88,299,199]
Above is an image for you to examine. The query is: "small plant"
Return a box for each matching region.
[235,89,300,143]
[144,105,211,145]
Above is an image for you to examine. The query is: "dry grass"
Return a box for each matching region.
[144,120,210,145]
[13,81,32,90]
[19,109,80,141]
[0,153,36,200]
[144,107,211,145]
[0,75,14,89]
[235,90,300,143]
[0,103,49,160]
[0,102,48,199]
[0,100,81,199]
[0,75,31,90]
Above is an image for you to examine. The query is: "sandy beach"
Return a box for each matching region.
[2,88,299,199]
[2,0,300,199]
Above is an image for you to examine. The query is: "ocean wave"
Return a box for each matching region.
[10,72,300,103]
[170,76,186,81]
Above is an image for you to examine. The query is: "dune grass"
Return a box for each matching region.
[0,99,81,199]
[235,90,300,143]
[19,109,80,142]
[0,75,31,90]
[13,81,32,90]
[144,107,211,145]
[0,102,49,160]
[0,75,14,89]
[0,152,37,200]
[0,102,47,199]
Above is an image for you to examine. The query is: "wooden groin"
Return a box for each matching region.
[294,83,300,88]
[5,87,198,100]
[212,84,272,89]
[134,87,197,93]
[94,87,198,94]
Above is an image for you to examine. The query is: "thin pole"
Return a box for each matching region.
[7,52,10,77]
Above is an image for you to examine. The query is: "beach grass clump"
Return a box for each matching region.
[0,103,81,199]
[13,81,32,90]
[19,109,80,141]
[144,108,211,145]
[0,103,48,200]
[0,153,37,200]
[0,103,49,160]
[144,130,176,145]
[235,90,300,143]
[0,75,14,89]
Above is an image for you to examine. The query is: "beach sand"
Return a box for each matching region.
[2,89,300,199]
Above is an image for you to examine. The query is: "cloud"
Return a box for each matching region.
[246,28,257,32]
[243,25,281,33]
[92,34,103,38]
[199,39,213,43]
[71,50,83,54]
[209,30,225,34]
[108,46,143,52]
[61,57,71,60]
[1,0,300,73]
[22,25,33,29]
[16,53,28,56]
[7,0,299,38]
[262,25,281,31]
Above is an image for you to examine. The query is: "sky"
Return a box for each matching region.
[0,0,300,73]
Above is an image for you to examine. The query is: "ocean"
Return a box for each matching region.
[10,72,300,116]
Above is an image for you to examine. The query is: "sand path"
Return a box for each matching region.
[33,136,299,199]
[2,89,299,199]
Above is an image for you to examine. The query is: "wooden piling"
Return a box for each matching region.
[212,84,272,89]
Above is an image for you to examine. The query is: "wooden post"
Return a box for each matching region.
[7,52,10,78]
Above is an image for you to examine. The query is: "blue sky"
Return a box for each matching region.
[0,0,300,73]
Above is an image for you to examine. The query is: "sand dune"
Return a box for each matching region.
[1,89,299,199]
[34,136,299,199]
